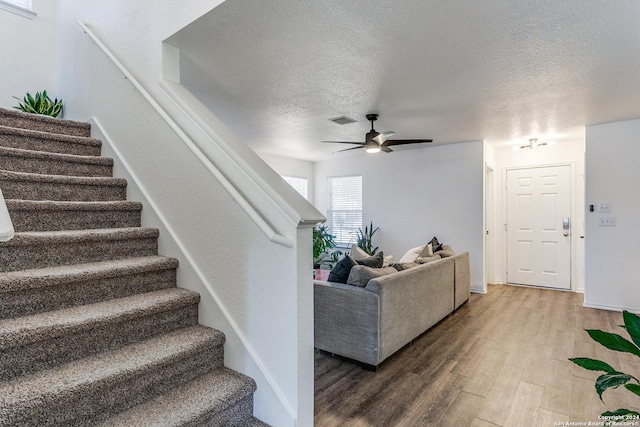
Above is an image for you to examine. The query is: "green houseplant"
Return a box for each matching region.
[13,90,63,117]
[569,310,640,418]
[356,221,379,255]
[313,224,340,269]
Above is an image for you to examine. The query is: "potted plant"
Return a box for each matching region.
[13,90,63,117]
[356,221,379,255]
[313,224,340,269]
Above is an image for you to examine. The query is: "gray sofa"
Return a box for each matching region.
[314,252,470,368]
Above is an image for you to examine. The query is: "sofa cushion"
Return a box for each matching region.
[356,251,384,268]
[347,265,397,287]
[398,245,426,263]
[328,255,358,283]
[383,254,395,267]
[391,262,420,271]
[350,244,369,260]
[430,236,443,252]
[438,245,456,257]
[416,254,442,264]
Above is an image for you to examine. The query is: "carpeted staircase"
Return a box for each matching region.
[0,107,268,426]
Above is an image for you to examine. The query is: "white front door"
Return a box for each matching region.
[506,165,571,289]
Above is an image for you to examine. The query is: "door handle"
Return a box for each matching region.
[563,232,569,237]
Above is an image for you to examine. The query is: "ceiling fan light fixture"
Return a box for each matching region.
[365,140,381,153]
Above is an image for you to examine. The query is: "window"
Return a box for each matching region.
[0,0,35,18]
[282,176,308,200]
[327,175,362,246]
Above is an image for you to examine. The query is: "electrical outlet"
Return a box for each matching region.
[598,203,611,213]
[598,217,617,226]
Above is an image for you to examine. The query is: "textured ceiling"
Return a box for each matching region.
[166,0,640,161]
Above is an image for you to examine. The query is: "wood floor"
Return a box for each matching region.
[314,284,640,426]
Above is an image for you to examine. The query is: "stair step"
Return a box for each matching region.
[0,124,100,155]
[98,368,258,427]
[0,288,200,381]
[0,107,91,137]
[0,145,113,177]
[0,227,159,272]
[0,169,127,201]
[6,200,142,232]
[0,256,178,319]
[0,325,225,426]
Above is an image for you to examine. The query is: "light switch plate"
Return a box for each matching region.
[598,203,611,213]
[598,217,616,226]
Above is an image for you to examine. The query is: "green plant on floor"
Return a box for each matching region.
[313,223,340,269]
[13,90,63,117]
[356,221,379,255]
[569,310,640,418]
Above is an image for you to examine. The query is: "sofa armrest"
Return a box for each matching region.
[314,281,380,366]
[453,252,470,309]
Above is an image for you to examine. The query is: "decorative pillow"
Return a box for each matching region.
[356,251,384,268]
[418,243,433,257]
[430,237,443,252]
[391,262,419,271]
[416,254,442,264]
[349,244,370,261]
[382,254,395,267]
[328,256,357,283]
[438,245,456,257]
[347,265,397,287]
[398,245,426,263]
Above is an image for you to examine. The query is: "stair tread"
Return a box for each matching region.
[0,124,99,148]
[98,368,257,427]
[3,227,159,245]
[0,169,126,186]
[0,145,113,165]
[0,325,225,405]
[5,199,142,211]
[0,288,199,349]
[0,256,177,292]
[0,107,91,136]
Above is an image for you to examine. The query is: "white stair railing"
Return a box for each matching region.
[0,188,14,242]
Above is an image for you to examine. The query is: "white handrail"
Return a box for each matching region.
[0,188,14,242]
[78,21,294,248]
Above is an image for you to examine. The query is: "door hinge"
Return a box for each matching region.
[504,223,508,231]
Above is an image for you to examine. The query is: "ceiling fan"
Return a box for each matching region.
[323,113,433,154]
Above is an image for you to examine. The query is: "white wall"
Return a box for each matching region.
[53,1,316,425]
[585,119,640,312]
[492,139,586,291]
[258,152,314,200]
[0,0,58,109]
[314,141,485,292]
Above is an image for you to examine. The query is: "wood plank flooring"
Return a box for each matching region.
[314,284,640,426]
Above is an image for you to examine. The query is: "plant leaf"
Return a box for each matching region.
[602,408,640,417]
[625,383,640,398]
[622,310,640,349]
[595,372,632,401]
[568,357,616,373]
[586,329,640,357]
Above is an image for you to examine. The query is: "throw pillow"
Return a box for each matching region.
[383,254,395,267]
[418,243,433,257]
[349,244,370,261]
[438,245,456,257]
[429,237,443,252]
[328,256,357,283]
[356,251,384,268]
[347,265,397,287]
[398,245,426,263]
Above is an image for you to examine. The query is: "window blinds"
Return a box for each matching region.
[328,175,362,246]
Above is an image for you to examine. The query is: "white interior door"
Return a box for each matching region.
[507,165,571,289]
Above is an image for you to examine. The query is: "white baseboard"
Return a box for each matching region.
[583,302,640,314]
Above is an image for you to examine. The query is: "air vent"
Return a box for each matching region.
[329,116,357,125]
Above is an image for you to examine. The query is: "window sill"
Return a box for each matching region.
[0,0,36,19]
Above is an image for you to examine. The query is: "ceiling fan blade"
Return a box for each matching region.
[373,131,395,144]
[383,139,433,147]
[322,141,365,145]
[380,145,393,153]
[334,146,365,153]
